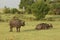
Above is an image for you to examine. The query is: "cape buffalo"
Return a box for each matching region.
[35,23,53,30]
[9,17,25,32]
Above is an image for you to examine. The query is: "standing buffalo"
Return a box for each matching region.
[9,16,25,32]
[35,23,53,30]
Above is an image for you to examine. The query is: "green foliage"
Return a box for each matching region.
[53,3,60,9]
[19,0,35,14]
[45,15,60,21]
[10,8,18,14]
[31,1,50,20]
[3,7,21,14]
[53,3,60,15]
[3,6,10,13]
[48,10,55,15]
[49,0,60,15]
[19,0,34,8]
[0,15,5,22]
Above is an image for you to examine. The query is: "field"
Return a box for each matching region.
[0,14,60,40]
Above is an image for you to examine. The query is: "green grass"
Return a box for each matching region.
[0,14,60,40]
[0,21,60,40]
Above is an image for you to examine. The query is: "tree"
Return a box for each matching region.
[31,1,50,20]
[3,6,10,13]
[53,3,60,15]
[10,8,18,14]
[49,0,60,15]
[19,0,35,14]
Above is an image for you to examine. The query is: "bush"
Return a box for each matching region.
[31,1,50,20]
[48,10,55,15]
[10,8,18,14]
[3,7,10,13]
[46,17,55,21]
[0,16,5,22]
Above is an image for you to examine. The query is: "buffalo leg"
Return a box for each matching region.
[10,26,13,32]
[16,27,19,32]
[18,28,20,32]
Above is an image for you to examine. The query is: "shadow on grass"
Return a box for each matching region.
[8,29,38,33]
[22,29,37,32]
[9,28,56,33]
[21,28,55,32]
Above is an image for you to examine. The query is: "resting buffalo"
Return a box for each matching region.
[35,23,53,30]
[9,17,25,32]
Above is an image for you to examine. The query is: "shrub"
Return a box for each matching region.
[3,6,10,13]
[31,1,50,20]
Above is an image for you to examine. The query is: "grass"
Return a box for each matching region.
[0,21,60,40]
[0,14,60,40]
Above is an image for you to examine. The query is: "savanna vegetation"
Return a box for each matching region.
[0,0,60,40]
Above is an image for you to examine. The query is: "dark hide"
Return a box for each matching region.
[9,17,25,32]
[35,23,53,30]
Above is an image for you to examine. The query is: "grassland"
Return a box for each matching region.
[0,14,60,40]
